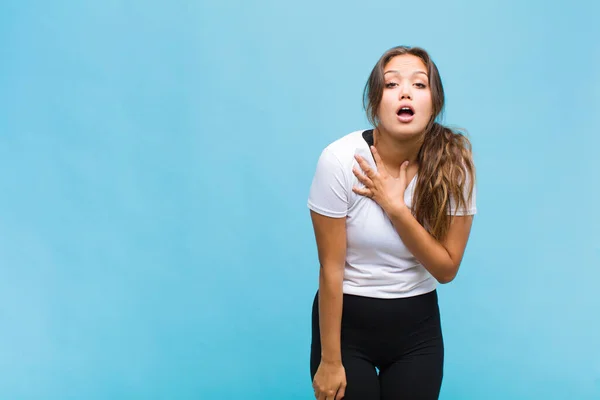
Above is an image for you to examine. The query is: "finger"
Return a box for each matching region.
[399,160,409,176]
[399,160,409,184]
[370,145,384,169]
[352,166,373,187]
[354,154,377,178]
[352,186,373,198]
[336,384,346,400]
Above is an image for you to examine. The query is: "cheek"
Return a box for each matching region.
[377,94,396,116]
[419,93,433,115]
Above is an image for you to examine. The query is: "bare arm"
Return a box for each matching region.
[310,210,346,364]
[387,207,473,283]
[352,148,474,284]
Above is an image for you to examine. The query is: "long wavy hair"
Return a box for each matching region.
[363,45,475,240]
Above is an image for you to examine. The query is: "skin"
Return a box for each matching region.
[311,54,474,400]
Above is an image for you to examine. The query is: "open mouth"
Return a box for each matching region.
[396,105,415,122]
[397,106,414,117]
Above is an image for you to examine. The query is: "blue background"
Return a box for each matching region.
[1,1,599,399]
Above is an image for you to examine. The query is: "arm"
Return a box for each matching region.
[310,210,347,363]
[307,147,349,399]
[352,147,474,284]
[386,206,473,283]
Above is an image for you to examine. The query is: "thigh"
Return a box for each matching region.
[311,349,380,400]
[378,340,444,400]
[310,292,380,400]
[340,351,380,400]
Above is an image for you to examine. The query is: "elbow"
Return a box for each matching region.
[319,263,345,282]
[435,264,460,284]
[436,274,456,284]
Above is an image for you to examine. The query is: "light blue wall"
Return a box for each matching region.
[1,1,598,399]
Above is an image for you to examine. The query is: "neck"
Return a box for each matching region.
[373,126,423,169]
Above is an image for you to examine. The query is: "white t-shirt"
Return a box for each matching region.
[307,129,477,299]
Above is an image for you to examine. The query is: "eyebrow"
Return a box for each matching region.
[384,70,428,77]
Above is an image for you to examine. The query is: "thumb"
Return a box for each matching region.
[399,160,409,178]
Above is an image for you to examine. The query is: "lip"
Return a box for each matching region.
[397,113,414,123]
[396,104,415,123]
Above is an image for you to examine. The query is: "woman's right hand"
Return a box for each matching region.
[312,360,347,400]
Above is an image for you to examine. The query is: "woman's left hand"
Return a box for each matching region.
[352,146,409,214]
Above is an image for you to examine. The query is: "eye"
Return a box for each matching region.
[414,83,427,88]
[385,82,398,88]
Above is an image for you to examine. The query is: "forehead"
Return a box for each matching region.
[384,54,427,73]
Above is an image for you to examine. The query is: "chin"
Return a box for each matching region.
[381,121,427,139]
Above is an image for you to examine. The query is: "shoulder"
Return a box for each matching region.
[308,130,369,216]
[319,129,369,167]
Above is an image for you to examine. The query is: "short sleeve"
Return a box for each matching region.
[448,170,477,216]
[307,147,348,218]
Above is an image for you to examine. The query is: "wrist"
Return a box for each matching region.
[320,356,342,366]
[386,202,411,220]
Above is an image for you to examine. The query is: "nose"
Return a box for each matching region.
[398,82,412,100]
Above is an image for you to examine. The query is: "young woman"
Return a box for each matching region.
[307,46,477,400]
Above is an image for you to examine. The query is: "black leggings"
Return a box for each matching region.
[310,290,444,400]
